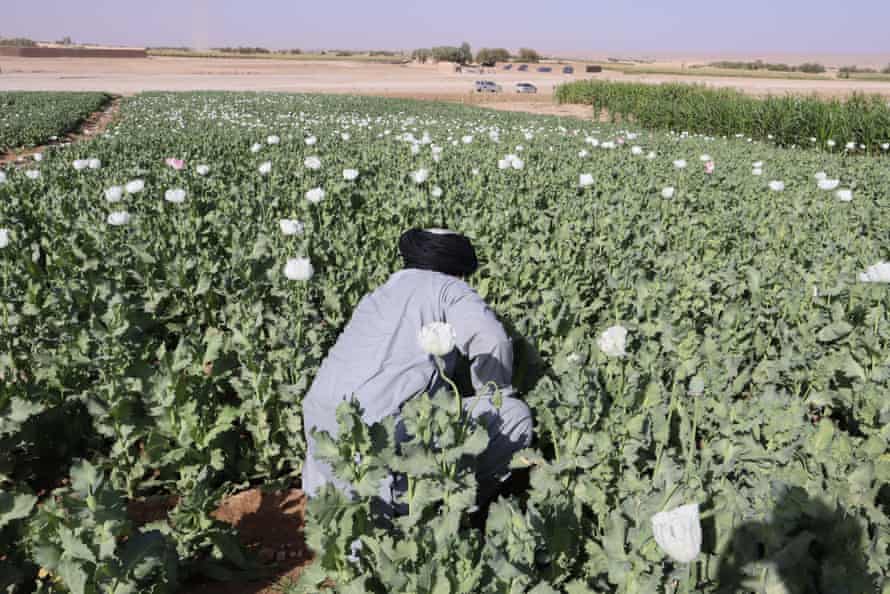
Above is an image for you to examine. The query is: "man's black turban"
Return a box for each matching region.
[398,228,479,278]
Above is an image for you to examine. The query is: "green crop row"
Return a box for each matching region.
[0,92,111,153]
[1,92,889,593]
[555,80,890,153]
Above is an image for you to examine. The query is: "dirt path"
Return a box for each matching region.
[0,95,122,165]
[3,56,890,99]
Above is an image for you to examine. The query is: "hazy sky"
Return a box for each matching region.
[4,0,888,55]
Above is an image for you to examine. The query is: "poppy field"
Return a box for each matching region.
[1,92,889,593]
[0,92,111,153]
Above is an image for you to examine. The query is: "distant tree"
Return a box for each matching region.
[431,46,461,63]
[412,48,432,63]
[459,42,472,64]
[0,37,38,47]
[518,47,541,63]
[476,47,511,66]
[883,63,890,75]
[797,62,826,74]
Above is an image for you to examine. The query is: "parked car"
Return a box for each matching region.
[517,64,528,71]
[503,64,513,70]
[515,82,537,94]
[474,80,502,93]
[562,66,574,74]
[537,66,552,73]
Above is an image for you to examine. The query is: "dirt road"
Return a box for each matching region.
[3,56,890,104]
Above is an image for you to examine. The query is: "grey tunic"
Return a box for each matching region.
[302,268,528,498]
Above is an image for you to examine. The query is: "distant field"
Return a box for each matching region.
[846,72,890,82]
[595,62,836,81]
[146,48,408,63]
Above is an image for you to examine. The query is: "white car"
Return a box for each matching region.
[515,82,537,94]
[474,80,502,93]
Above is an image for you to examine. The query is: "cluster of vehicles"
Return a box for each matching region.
[473,64,576,94]
[474,80,537,94]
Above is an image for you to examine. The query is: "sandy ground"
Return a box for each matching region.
[2,57,890,117]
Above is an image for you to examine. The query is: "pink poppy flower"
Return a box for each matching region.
[705,161,715,174]
[165,158,185,170]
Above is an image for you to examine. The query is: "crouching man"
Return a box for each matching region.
[301,228,533,510]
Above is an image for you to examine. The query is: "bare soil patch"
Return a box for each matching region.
[3,56,890,103]
[128,488,311,594]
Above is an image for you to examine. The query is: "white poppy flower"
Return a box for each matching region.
[259,161,272,175]
[646,151,657,160]
[284,257,314,281]
[305,187,325,203]
[418,322,456,356]
[73,160,89,171]
[0,228,9,248]
[814,171,827,181]
[631,146,643,155]
[673,159,687,169]
[511,158,525,170]
[106,211,131,226]
[497,159,510,170]
[579,174,595,188]
[305,136,317,146]
[164,188,187,204]
[882,143,889,150]
[125,179,144,194]
[753,161,764,168]
[431,186,443,198]
[699,154,712,162]
[25,170,40,180]
[88,158,101,170]
[826,139,836,147]
[279,219,304,235]
[818,179,839,190]
[343,168,359,181]
[652,503,702,564]
[752,168,763,176]
[462,135,473,144]
[0,171,6,184]
[105,186,124,202]
[304,156,321,170]
[859,262,890,283]
[412,169,429,184]
[267,135,280,145]
[196,165,210,176]
[597,325,628,357]
[601,141,616,150]
[250,142,263,154]
[768,181,785,192]
[33,153,43,162]
[578,149,589,158]
[836,189,853,202]
[471,168,480,176]
[662,187,675,199]
[845,142,856,150]
[341,132,351,141]
[585,137,599,146]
